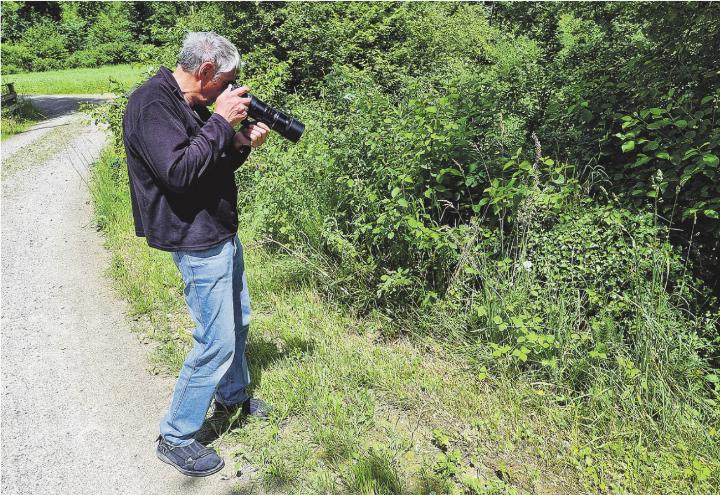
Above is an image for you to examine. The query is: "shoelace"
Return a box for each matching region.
[156,435,214,459]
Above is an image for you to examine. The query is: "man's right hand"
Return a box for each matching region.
[214,85,251,126]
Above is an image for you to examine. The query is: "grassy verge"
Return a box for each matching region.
[90,147,719,494]
[1,64,147,95]
[1,97,44,140]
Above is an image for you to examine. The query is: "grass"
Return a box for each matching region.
[1,97,44,140]
[1,64,147,95]
[90,147,720,494]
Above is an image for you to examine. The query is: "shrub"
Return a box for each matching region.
[20,20,67,71]
[0,43,35,74]
[65,50,104,69]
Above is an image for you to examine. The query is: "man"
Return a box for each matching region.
[122,32,271,477]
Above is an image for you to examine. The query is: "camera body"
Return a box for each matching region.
[230,84,305,143]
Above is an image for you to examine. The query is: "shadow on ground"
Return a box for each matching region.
[27,95,111,119]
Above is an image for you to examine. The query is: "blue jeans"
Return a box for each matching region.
[159,234,251,446]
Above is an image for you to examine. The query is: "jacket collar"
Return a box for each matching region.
[157,66,186,103]
[157,66,206,124]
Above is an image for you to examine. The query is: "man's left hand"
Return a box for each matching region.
[234,122,270,150]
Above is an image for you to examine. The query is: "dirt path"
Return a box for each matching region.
[1,97,246,494]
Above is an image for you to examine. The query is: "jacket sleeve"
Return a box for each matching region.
[133,100,236,193]
[218,143,252,172]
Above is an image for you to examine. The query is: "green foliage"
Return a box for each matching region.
[616,92,720,235]
[0,96,43,140]
[59,2,87,53]
[2,1,151,74]
[0,43,36,75]
[83,3,720,491]
[18,20,68,71]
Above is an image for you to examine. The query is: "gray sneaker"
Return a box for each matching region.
[155,435,224,477]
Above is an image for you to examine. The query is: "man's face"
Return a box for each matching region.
[199,67,236,106]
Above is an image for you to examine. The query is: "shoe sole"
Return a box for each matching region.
[156,450,225,477]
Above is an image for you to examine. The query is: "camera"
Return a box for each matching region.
[230,83,305,143]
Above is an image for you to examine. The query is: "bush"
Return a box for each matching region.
[65,49,104,69]
[20,20,67,71]
[0,43,35,74]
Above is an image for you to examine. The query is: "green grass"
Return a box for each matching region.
[1,97,44,140]
[1,64,147,95]
[90,147,720,494]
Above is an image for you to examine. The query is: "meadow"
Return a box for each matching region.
[1,64,146,94]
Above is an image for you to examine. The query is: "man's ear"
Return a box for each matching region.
[197,62,216,85]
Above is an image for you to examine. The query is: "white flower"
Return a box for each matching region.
[522,260,533,271]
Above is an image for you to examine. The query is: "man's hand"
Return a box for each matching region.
[234,121,271,150]
[215,85,251,126]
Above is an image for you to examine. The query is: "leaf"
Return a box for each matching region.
[391,187,401,198]
[512,349,528,362]
[621,141,635,152]
[674,119,688,129]
[701,95,714,105]
[425,106,437,114]
[644,141,659,151]
[704,209,719,219]
[649,107,665,116]
[460,266,480,277]
[647,120,670,130]
[397,198,408,208]
[633,154,651,168]
[683,149,699,160]
[656,152,671,160]
[702,154,719,167]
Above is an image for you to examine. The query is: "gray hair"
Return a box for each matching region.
[177,31,240,79]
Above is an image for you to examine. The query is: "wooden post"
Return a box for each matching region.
[2,83,17,105]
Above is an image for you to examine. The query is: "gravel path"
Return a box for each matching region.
[1,97,246,494]
[2,95,112,158]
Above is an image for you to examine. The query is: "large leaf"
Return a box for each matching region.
[702,154,719,167]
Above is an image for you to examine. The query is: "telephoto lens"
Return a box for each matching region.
[230,84,305,143]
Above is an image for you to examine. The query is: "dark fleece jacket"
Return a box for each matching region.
[122,66,250,251]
